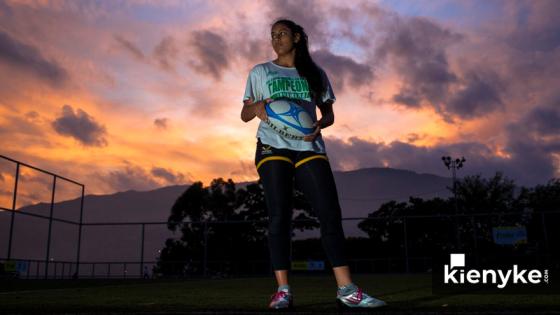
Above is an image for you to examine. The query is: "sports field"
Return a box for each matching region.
[1,274,559,314]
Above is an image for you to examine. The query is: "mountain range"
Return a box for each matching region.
[0,167,453,275]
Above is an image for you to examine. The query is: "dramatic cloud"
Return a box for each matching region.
[324,136,552,187]
[151,167,187,184]
[1,0,559,194]
[25,111,39,120]
[506,0,560,52]
[502,141,557,189]
[369,1,558,125]
[51,105,108,147]
[102,163,191,192]
[0,1,13,17]
[268,0,329,46]
[114,34,145,61]
[522,105,560,136]
[375,16,460,108]
[153,118,168,130]
[446,71,503,119]
[153,36,178,71]
[406,133,424,143]
[0,30,68,85]
[0,111,53,151]
[313,50,374,92]
[189,30,228,80]
[325,92,560,187]
[501,97,560,185]
[239,38,266,66]
[105,164,160,192]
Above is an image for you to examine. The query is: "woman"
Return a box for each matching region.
[241,19,387,310]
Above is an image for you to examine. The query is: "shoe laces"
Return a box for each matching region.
[350,288,363,302]
[339,287,363,303]
[270,290,288,301]
[352,287,363,301]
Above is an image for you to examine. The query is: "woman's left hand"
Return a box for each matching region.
[303,121,322,142]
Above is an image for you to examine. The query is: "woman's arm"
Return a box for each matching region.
[241,97,271,122]
[240,100,257,122]
[316,99,335,129]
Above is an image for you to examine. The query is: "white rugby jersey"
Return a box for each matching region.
[243,61,336,153]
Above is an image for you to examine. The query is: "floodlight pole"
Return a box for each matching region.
[441,156,466,250]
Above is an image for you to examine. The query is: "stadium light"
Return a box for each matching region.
[441,155,466,250]
[441,156,466,190]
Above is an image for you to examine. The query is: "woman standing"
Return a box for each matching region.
[241,19,387,310]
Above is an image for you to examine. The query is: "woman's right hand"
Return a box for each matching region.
[244,97,272,122]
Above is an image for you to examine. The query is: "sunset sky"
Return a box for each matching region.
[1,0,559,207]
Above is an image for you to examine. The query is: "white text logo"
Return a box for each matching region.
[444,253,549,289]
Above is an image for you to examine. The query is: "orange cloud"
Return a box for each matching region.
[1,0,558,196]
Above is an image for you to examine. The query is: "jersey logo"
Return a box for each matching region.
[261,145,273,155]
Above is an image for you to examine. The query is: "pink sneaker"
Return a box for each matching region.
[269,290,293,309]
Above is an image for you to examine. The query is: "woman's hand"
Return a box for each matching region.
[303,120,323,142]
[242,97,272,122]
[304,101,334,142]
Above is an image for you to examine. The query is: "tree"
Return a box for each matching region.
[358,172,559,270]
[454,171,516,214]
[156,177,319,276]
[357,197,456,261]
[357,201,409,258]
[515,178,560,260]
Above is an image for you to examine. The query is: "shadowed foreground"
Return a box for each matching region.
[1,274,560,314]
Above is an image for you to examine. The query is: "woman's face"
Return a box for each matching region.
[271,23,300,56]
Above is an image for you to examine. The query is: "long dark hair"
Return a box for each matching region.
[273,19,326,102]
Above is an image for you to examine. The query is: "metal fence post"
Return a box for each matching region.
[140,224,145,278]
[471,215,479,265]
[203,221,208,277]
[45,176,57,279]
[7,163,20,260]
[541,212,549,263]
[76,185,85,279]
[403,217,410,273]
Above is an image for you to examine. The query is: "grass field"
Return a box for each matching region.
[1,274,560,314]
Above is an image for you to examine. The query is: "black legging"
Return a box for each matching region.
[256,143,347,270]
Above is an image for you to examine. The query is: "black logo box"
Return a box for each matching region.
[431,253,560,294]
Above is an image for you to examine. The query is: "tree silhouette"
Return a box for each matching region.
[454,171,516,213]
[357,198,455,262]
[156,177,319,276]
[357,201,408,258]
[155,172,559,275]
[357,172,560,269]
[516,178,560,262]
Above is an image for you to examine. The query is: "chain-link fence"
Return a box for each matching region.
[1,155,558,279]
[1,211,557,279]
